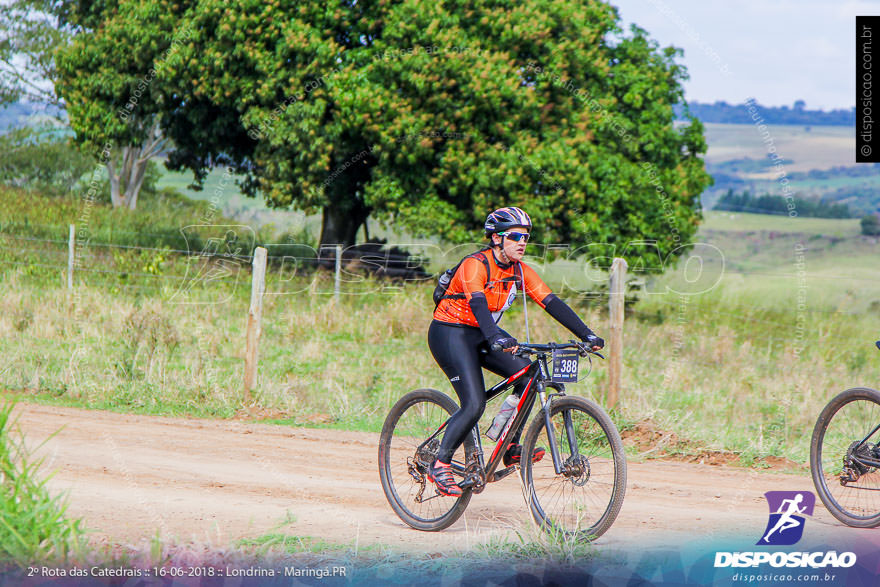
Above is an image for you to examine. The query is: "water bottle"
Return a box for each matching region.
[486,395,519,440]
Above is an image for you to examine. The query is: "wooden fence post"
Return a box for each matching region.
[67,224,75,290]
[244,246,267,398]
[608,257,627,410]
[334,244,342,302]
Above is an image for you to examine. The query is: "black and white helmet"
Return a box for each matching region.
[484,206,532,236]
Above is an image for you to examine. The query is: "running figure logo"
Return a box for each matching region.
[758,491,815,546]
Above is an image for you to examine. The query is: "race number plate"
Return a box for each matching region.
[551,349,579,383]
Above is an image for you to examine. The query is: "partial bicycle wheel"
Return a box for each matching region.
[810,387,880,527]
[378,388,473,531]
[521,395,626,540]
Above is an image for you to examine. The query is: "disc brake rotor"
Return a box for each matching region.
[563,454,591,487]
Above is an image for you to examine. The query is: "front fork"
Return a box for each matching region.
[540,382,575,475]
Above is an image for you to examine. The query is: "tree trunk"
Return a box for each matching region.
[319,202,370,249]
[107,146,150,209]
[106,118,166,210]
[107,157,123,207]
[124,153,150,210]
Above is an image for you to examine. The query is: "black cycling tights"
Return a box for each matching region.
[428,320,531,464]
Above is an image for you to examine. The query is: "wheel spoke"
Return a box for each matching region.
[379,390,472,530]
[812,389,880,526]
[522,397,626,540]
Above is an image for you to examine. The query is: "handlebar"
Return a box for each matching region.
[490,341,605,359]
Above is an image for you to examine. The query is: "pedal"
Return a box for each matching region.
[490,465,517,483]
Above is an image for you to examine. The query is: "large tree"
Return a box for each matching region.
[54,0,192,209]
[158,0,710,261]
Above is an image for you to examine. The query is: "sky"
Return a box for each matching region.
[2,1,867,112]
[610,0,873,110]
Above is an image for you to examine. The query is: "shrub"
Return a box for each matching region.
[861,214,880,236]
[0,125,95,195]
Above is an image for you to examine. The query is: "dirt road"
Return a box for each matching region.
[12,403,862,553]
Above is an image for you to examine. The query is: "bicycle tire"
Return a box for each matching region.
[378,388,474,531]
[810,387,880,528]
[521,395,626,540]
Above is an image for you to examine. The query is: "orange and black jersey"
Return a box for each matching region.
[432,249,595,343]
[433,250,553,328]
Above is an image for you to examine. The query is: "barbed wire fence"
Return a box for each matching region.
[6,224,880,318]
[2,222,878,398]
[6,226,880,291]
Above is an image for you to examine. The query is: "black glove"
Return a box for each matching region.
[489,333,518,351]
[582,331,604,349]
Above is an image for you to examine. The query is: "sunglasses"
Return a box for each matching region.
[498,231,530,242]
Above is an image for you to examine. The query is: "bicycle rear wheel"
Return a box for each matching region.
[378,388,473,531]
[521,395,626,541]
[810,387,880,527]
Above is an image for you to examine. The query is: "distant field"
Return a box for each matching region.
[788,174,880,193]
[701,211,861,236]
[682,211,880,313]
[703,123,854,172]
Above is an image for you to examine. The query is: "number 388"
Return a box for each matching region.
[559,359,576,373]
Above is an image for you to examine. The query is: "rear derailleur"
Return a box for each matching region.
[840,441,880,485]
[409,439,440,502]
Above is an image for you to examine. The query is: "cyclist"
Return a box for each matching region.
[427,206,605,496]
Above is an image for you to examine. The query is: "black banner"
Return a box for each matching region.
[857,16,880,162]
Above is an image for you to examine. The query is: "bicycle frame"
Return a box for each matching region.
[416,349,565,493]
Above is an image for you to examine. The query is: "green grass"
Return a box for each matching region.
[237,533,385,557]
[236,509,594,566]
[0,183,235,250]
[687,212,880,312]
[474,524,596,564]
[0,399,85,566]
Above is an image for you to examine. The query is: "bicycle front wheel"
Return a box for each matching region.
[378,388,473,531]
[811,387,880,527]
[521,395,626,541]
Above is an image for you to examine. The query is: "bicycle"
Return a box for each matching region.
[810,340,880,527]
[377,340,627,540]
